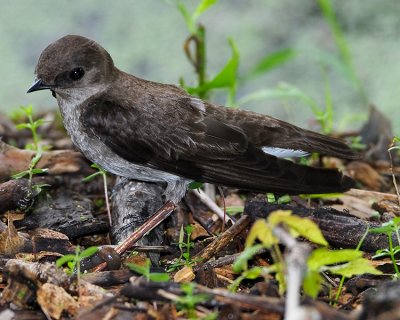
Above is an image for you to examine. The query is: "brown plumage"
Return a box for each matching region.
[28,35,359,202]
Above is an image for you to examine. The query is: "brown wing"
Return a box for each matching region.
[205,102,360,160]
[81,90,355,194]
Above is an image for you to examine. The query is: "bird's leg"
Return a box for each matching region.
[162,178,190,204]
[111,176,131,194]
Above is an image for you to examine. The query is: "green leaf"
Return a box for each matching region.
[31,152,43,166]
[328,258,382,278]
[20,105,33,116]
[307,248,362,271]
[11,171,29,179]
[91,163,107,173]
[178,283,210,307]
[82,171,102,182]
[56,254,76,267]
[269,211,328,246]
[266,193,277,203]
[79,246,99,259]
[277,195,292,204]
[266,194,292,204]
[149,273,170,282]
[303,270,323,298]
[67,261,75,272]
[232,244,264,272]
[189,38,239,98]
[370,218,400,234]
[299,193,343,200]
[245,219,277,248]
[204,38,239,90]
[33,183,50,194]
[183,252,190,260]
[247,48,296,78]
[372,248,391,259]
[33,119,46,127]
[30,168,48,174]
[126,262,148,276]
[185,224,194,237]
[188,181,203,190]
[15,123,31,130]
[225,206,244,216]
[192,0,218,22]
[393,246,400,255]
[242,266,267,279]
[24,143,37,151]
[177,2,194,33]
[275,261,286,295]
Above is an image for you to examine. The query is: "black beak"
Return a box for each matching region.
[27,79,52,93]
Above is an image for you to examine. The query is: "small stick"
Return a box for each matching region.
[102,173,112,226]
[197,285,284,314]
[193,248,267,272]
[273,227,311,320]
[93,201,176,272]
[194,215,250,263]
[192,188,234,224]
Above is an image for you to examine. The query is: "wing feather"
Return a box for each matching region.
[81,89,355,194]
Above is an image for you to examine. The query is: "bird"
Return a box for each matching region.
[27,35,359,204]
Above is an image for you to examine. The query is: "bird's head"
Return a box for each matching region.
[27,35,115,97]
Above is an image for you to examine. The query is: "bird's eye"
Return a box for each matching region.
[69,67,85,81]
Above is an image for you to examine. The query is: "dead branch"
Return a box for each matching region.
[194,215,251,263]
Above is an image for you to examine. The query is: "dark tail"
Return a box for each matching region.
[198,147,355,194]
[297,129,361,160]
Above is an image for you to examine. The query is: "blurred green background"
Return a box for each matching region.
[1,0,399,132]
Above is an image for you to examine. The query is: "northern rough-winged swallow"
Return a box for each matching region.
[28,35,359,203]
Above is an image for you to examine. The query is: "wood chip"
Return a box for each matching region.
[37,283,79,319]
[173,266,195,283]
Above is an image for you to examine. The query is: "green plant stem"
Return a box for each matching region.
[75,246,82,297]
[185,229,192,262]
[334,225,370,305]
[184,24,208,100]
[271,243,286,295]
[30,119,39,151]
[388,231,400,276]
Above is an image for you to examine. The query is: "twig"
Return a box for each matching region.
[273,227,312,320]
[102,172,112,226]
[193,248,267,272]
[198,285,284,314]
[93,201,176,272]
[194,215,250,263]
[192,188,234,224]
